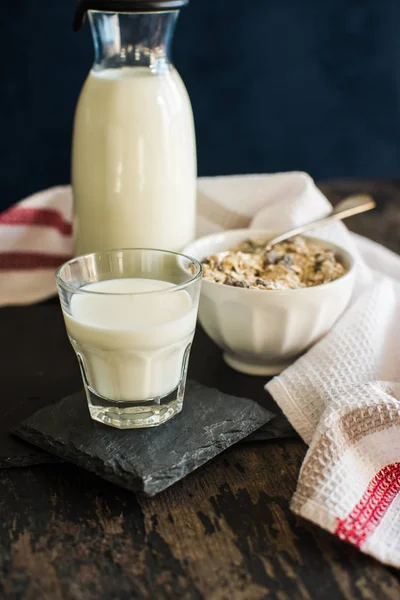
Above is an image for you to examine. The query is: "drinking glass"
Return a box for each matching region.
[56,249,202,429]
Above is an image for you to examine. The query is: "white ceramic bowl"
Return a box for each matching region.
[184,229,355,375]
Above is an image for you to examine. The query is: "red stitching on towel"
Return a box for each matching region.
[0,207,72,236]
[0,252,71,270]
[335,462,400,548]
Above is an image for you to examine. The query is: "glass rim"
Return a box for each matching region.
[55,247,202,297]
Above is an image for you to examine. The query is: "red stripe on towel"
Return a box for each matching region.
[335,462,400,548]
[0,207,72,236]
[0,252,71,270]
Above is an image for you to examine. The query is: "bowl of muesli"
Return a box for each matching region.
[184,229,354,375]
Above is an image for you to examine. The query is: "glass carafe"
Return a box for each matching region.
[72,1,196,256]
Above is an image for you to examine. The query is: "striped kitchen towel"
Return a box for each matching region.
[1,173,400,567]
[0,186,72,305]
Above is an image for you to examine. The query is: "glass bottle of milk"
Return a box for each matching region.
[72,1,196,256]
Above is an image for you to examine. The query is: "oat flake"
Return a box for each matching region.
[201,236,347,290]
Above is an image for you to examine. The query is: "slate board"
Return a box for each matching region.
[0,384,293,470]
[1,398,292,470]
[247,414,294,441]
[14,380,275,496]
[0,302,294,469]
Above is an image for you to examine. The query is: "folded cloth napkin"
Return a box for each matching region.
[1,172,400,567]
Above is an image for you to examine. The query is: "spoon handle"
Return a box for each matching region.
[266,194,376,249]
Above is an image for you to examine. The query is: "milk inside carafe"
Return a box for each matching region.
[72,1,196,256]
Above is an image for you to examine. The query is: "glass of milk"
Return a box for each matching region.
[56,249,202,429]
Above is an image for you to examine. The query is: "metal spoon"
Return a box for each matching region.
[265,194,376,250]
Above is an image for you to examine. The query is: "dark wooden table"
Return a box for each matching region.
[1,180,400,600]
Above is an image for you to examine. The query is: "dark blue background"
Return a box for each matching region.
[2,0,400,210]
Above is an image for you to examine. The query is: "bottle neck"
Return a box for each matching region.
[88,11,178,73]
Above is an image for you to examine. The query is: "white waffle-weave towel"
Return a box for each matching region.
[1,172,400,567]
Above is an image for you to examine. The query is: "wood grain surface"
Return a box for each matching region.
[0,180,399,599]
[2,442,400,599]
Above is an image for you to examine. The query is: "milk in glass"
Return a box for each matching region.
[63,278,197,401]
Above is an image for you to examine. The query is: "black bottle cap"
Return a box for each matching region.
[74,0,189,31]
